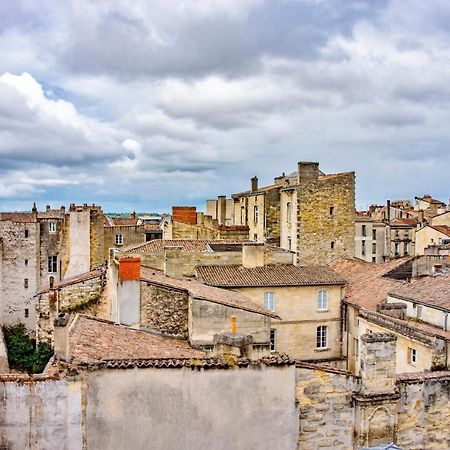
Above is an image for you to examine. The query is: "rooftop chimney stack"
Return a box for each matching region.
[298,162,319,183]
[242,243,265,268]
[54,313,71,362]
[251,176,258,192]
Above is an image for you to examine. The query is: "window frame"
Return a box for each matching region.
[270,329,276,352]
[317,290,329,311]
[49,222,57,233]
[264,292,276,312]
[253,205,259,224]
[408,347,417,366]
[287,202,292,223]
[115,234,124,245]
[47,255,58,273]
[316,325,328,350]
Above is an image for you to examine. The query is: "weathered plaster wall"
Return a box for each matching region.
[85,366,298,450]
[65,209,91,279]
[0,220,39,330]
[0,378,82,450]
[103,225,144,262]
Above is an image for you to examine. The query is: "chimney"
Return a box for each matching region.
[213,332,254,359]
[32,203,37,213]
[164,246,184,278]
[60,206,65,214]
[217,195,226,225]
[46,205,51,212]
[242,243,265,268]
[251,176,258,192]
[117,257,141,326]
[377,303,407,320]
[54,313,71,362]
[131,211,136,220]
[298,162,319,183]
[386,200,391,222]
[359,332,397,395]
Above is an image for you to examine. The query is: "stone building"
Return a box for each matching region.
[196,243,347,362]
[163,206,249,241]
[355,215,388,263]
[107,256,277,351]
[230,161,355,264]
[415,224,450,255]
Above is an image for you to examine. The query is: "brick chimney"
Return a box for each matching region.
[298,162,319,183]
[213,332,254,359]
[164,246,184,278]
[117,257,141,326]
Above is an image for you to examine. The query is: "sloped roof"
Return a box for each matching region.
[331,258,408,310]
[389,273,450,311]
[140,267,279,319]
[0,212,36,223]
[429,225,450,237]
[197,264,346,288]
[69,315,205,364]
[124,239,287,254]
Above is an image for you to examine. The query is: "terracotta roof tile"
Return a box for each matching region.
[124,239,287,253]
[140,267,279,319]
[0,212,36,223]
[389,217,419,226]
[429,225,450,237]
[196,264,346,287]
[389,273,450,311]
[331,259,408,310]
[69,315,205,364]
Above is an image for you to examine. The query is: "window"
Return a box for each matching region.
[395,230,399,238]
[395,243,399,255]
[115,234,124,245]
[49,222,56,233]
[317,290,328,311]
[361,240,366,256]
[287,202,292,223]
[316,326,328,349]
[253,205,259,224]
[362,225,366,237]
[24,278,29,288]
[48,256,58,273]
[240,206,246,225]
[253,233,258,242]
[372,229,376,240]
[404,230,409,239]
[354,338,359,358]
[288,237,292,250]
[408,347,417,366]
[329,206,334,216]
[264,292,275,311]
[372,242,376,254]
[404,242,408,255]
[372,257,376,263]
[25,259,28,266]
[331,241,335,250]
[270,329,276,352]
[24,309,29,318]
[24,229,29,238]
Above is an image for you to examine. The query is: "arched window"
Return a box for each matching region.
[317,290,328,311]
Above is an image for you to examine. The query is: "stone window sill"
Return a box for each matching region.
[315,347,330,353]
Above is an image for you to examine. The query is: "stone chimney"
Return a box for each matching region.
[242,243,265,268]
[217,195,226,225]
[164,246,184,278]
[60,206,65,214]
[46,205,51,212]
[359,332,397,395]
[54,313,71,362]
[213,332,254,359]
[117,257,141,326]
[251,176,258,192]
[298,162,319,183]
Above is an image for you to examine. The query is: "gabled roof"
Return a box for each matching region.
[389,217,419,227]
[389,273,450,311]
[429,225,450,237]
[36,269,104,295]
[415,195,446,205]
[196,264,346,288]
[140,267,279,319]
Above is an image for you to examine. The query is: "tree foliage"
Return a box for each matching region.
[4,324,53,374]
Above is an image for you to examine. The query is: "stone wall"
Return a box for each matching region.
[103,224,145,262]
[297,172,355,265]
[36,273,105,343]
[140,282,189,337]
[90,206,106,269]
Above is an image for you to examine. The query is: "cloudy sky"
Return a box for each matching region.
[1,0,450,213]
